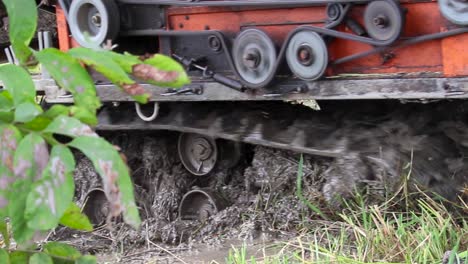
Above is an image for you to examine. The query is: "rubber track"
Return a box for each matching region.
[96,102,347,158]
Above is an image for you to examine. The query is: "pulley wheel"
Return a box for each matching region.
[178,133,218,176]
[178,188,228,221]
[439,0,468,26]
[68,0,120,48]
[82,189,109,226]
[326,3,343,22]
[232,29,277,89]
[286,31,328,81]
[364,0,404,44]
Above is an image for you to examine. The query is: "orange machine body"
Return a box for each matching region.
[55,1,468,79]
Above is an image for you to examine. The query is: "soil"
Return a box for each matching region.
[48,101,468,263]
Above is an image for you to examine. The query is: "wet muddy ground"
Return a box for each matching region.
[51,101,468,263]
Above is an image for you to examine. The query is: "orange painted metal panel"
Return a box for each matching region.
[55,6,71,51]
[167,1,467,78]
[442,31,468,76]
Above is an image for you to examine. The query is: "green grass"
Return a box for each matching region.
[226,198,467,264]
[225,157,467,264]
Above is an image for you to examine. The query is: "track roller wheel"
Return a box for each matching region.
[286,31,328,81]
[232,29,277,89]
[178,188,228,221]
[68,0,120,48]
[82,189,109,226]
[364,0,404,44]
[178,133,218,176]
[438,0,468,26]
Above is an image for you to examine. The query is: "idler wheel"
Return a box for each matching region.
[439,0,468,26]
[178,188,228,222]
[364,0,404,44]
[232,29,277,89]
[178,133,218,176]
[286,31,328,81]
[82,189,109,226]
[68,0,120,48]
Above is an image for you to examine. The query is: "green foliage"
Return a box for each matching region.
[59,203,93,232]
[0,248,9,263]
[2,0,37,63]
[35,49,102,113]
[30,253,53,264]
[0,65,36,105]
[0,0,188,261]
[68,136,140,228]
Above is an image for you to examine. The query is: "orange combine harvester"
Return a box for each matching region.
[45,1,468,217]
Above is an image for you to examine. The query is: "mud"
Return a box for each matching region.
[51,101,467,263]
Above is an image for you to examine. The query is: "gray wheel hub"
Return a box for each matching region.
[286,31,328,81]
[178,133,218,176]
[68,0,120,48]
[233,29,277,88]
[439,0,468,26]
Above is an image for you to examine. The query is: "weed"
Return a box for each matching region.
[226,157,467,264]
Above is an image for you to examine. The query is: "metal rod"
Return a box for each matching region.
[117,0,370,6]
[4,48,14,64]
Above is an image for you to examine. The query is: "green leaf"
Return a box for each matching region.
[10,133,49,243]
[0,220,10,248]
[137,54,190,88]
[0,91,14,111]
[0,112,14,123]
[29,253,53,264]
[0,65,36,106]
[0,166,13,218]
[44,115,97,138]
[68,48,134,85]
[68,48,150,103]
[75,255,97,264]
[22,116,53,132]
[59,203,93,231]
[25,145,75,230]
[10,251,30,264]
[43,105,69,120]
[43,106,97,126]
[35,48,101,113]
[0,248,9,264]
[0,125,22,217]
[43,242,81,261]
[14,102,43,123]
[69,136,141,228]
[105,51,141,73]
[0,124,22,171]
[69,107,98,126]
[2,0,37,64]
[13,133,49,181]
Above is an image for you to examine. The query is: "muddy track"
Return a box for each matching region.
[53,100,467,260]
[97,100,468,201]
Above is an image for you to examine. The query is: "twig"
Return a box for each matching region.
[146,240,188,264]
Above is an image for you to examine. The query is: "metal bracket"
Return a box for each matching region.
[135,102,159,122]
[161,85,204,96]
[263,85,309,97]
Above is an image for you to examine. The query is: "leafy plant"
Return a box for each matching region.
[0,0,189,262]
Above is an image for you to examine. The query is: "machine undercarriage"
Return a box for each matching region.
[36,0,468,225]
